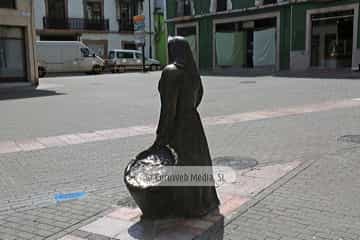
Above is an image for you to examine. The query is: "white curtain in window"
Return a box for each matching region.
[216,32,246,66]
[227,0,232,10]
[209,0,216,12]
[253,28,276,67]
[216,32,233,65]
[189,0,195,15]
[209,0,232,12]
[184,34,197,63]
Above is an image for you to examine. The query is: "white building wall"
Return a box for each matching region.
[34,0,45,30]
[34,0,158,59]
[144,0,156,58]
[80,33,135,51]
[68,0,84,18]
[104,0,119,32]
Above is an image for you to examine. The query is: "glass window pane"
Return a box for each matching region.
[81,48,90,57]
[0,0,15,8]
[253,28,276,67]
[117,52,133,59]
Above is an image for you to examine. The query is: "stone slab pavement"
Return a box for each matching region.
[1,73,360,239]
[224,146,360,240]
[58,161,301,240]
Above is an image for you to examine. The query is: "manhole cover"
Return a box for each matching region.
[338,135,360,144]
[213,156,258,170]
[240,81,256,84]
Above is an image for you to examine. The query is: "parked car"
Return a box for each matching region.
[107,49,161,73]
[36,41,105,76]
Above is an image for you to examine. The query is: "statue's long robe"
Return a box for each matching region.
[155,64,220,217]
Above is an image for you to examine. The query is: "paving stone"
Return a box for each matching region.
[79,217,131,238]
[106,207,141,221]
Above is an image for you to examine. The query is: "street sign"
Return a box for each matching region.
[134,15,145,46]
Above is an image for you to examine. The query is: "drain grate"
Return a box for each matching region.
[240,81,256,84]
[213,156,258,170]
[338,135,360,144]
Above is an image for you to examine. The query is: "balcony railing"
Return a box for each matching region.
[118,19,134,32]
[43,17,109,31]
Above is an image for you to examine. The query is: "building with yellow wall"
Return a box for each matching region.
[0,0,38,86]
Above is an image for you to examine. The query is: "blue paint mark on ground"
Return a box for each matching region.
[55,192,87,202]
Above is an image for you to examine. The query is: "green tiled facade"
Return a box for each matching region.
[166,0,360,71]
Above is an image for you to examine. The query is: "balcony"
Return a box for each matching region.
[118,19,134,32]
[43,17,109,31]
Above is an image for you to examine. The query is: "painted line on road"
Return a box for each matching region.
[1,98,360,155]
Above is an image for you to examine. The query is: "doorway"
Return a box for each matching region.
[0,26,26,82]
[310,10,354,69]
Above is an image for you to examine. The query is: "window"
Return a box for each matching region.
[118,0,143,31]
[0,0,16,8]
[217,0,227,12]
[86,1,103,20]
[263,0,277,5]
[176,0,193,17]
[117,52,133,59]
[81,48,90,57]
[215,18,276,68]
[47,0,66,19]
[135,53,142,59]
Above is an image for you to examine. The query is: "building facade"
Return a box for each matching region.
[0,0,38,86]
[34,0,160,59]
[166,0,360,72]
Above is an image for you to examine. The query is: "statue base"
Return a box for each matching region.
[125,210,224,240]
[74,207,224,240]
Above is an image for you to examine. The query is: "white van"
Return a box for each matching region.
[36,41,105,76]
[107,49,161,72]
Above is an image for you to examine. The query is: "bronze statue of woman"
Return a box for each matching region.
[132,36,219,219]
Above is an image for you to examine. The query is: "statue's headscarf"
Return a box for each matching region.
[167,36,202,95]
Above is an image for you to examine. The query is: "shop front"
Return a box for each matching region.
[310,9,354,69]
[213,12,280,71]
[291,2,359,71]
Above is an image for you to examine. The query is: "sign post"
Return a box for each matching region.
[133,15,146,72]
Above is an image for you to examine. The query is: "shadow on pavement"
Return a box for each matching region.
[0,88,64,101]
[44,69,156,78]
[127,212,224,240]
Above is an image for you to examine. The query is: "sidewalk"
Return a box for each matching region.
[56,161,301,240]
[56,145,360,240]
[224,147,360,240]
[1,73,360,239]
